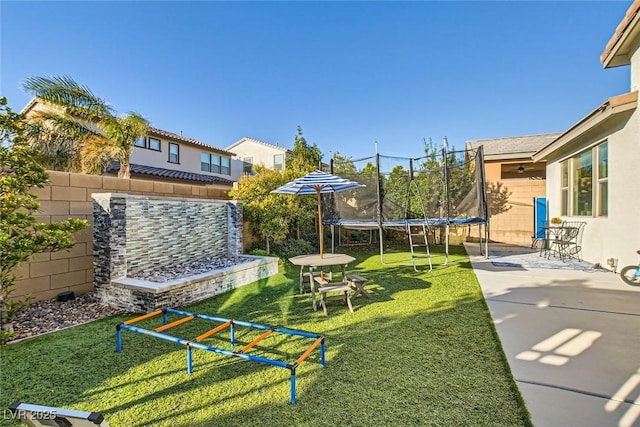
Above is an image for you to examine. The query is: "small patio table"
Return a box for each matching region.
[289,253,355,311]
[540,225,578,260]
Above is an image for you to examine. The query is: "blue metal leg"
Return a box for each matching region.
[231,323,235,347]
[320,341,326,367]
[187,346,193,374]
[116,329,122,353]
[290,372,296,405]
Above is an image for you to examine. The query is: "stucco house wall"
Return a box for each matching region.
[128,128,240,181]
[535,1,640,269]
[543,107,640,269]
[226,137,289,172]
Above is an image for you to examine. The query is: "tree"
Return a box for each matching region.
[229,165,290,253]
[283,127,323,240]
[285,126,322,175]
[22,75,149,178]
[229,127,325,251]
[0,97,88,343]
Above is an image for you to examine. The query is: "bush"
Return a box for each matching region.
[248,249,270,257]
[271,239,315,260]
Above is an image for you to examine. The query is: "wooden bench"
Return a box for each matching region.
[345,274,371,299]
[317,283,354,317]
[300,269,332,294]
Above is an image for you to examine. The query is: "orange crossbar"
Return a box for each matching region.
[194,321,232,342]
[123,310,163,325]
[296,337,323,366]
[241,330,273,353]
[154,315,195,332]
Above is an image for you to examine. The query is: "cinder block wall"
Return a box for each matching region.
[488,180,546,245]
[13,171,230,302]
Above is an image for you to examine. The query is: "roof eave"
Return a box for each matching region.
[533,91,638,161]
[483,153,539,161]
[601,1,640,68]
[20,97,39,115]
[147,128,234,156]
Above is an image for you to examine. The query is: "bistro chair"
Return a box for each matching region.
[547,221,586,261]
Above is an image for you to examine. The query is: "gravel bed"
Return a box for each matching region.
[7,257,254,343]
[127,256,252,282]
[10,292,123,343]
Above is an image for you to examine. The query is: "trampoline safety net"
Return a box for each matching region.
[325,145,488,227]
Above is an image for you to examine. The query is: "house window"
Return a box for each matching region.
[274,154,284,171]
[168,143,179,164]
[561,140,607,217]
[560,161,568,216]
[201,153,211,172]
[148,137,161,151]
[221,156,230,175]
[597,142,608,216]
[572,150,593,216]
[200,152,231,175]
[211,155,221,173]
[243,157,253,174]
[135,137,161,151]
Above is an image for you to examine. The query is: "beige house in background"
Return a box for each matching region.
[117,126,240,184]
[533,0,640,269]
[22,98,239,188]
[467,133,560,245]
[226,137,290,175]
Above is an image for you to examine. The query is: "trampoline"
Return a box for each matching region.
[324,139,489,270]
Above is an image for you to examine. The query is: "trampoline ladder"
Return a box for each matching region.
[407,222,433,272]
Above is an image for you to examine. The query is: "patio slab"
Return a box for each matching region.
[465,243,640,427]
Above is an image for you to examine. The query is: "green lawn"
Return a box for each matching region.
[0,245,531,427]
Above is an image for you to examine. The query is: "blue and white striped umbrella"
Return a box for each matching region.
[271,170,365,257]
[271,170,365,195]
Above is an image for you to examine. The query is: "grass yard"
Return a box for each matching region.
[0,245,531,426]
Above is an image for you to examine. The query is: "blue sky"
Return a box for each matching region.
[0,1,632,161]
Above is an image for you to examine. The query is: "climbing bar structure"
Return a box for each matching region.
[116,308,326,404]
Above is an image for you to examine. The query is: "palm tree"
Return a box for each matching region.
[22,75,149,178]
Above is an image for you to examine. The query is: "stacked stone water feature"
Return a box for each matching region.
[93,193,277,312]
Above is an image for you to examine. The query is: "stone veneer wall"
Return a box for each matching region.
[92,194,242,301]
[106,256,278,312]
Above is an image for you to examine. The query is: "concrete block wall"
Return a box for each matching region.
[13,171,230,302]
[489,179,546,245]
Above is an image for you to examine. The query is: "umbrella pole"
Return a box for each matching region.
[317,190,323,258]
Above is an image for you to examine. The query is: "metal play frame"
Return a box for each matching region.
[116,308,325,404]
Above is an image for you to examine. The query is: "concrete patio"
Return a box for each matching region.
[465,242,640,427]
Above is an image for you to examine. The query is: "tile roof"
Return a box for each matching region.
[106,163,234,185]
[148,127,234,156]
[466,133,562,159]
[225,137,290,153]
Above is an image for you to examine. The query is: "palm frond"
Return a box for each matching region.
[22,75,114,120]
[79,134,122,175]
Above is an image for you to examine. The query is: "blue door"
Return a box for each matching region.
[534,197,547,239]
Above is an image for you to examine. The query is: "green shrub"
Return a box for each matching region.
[271,239,315,260]
[248,248,269,257]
